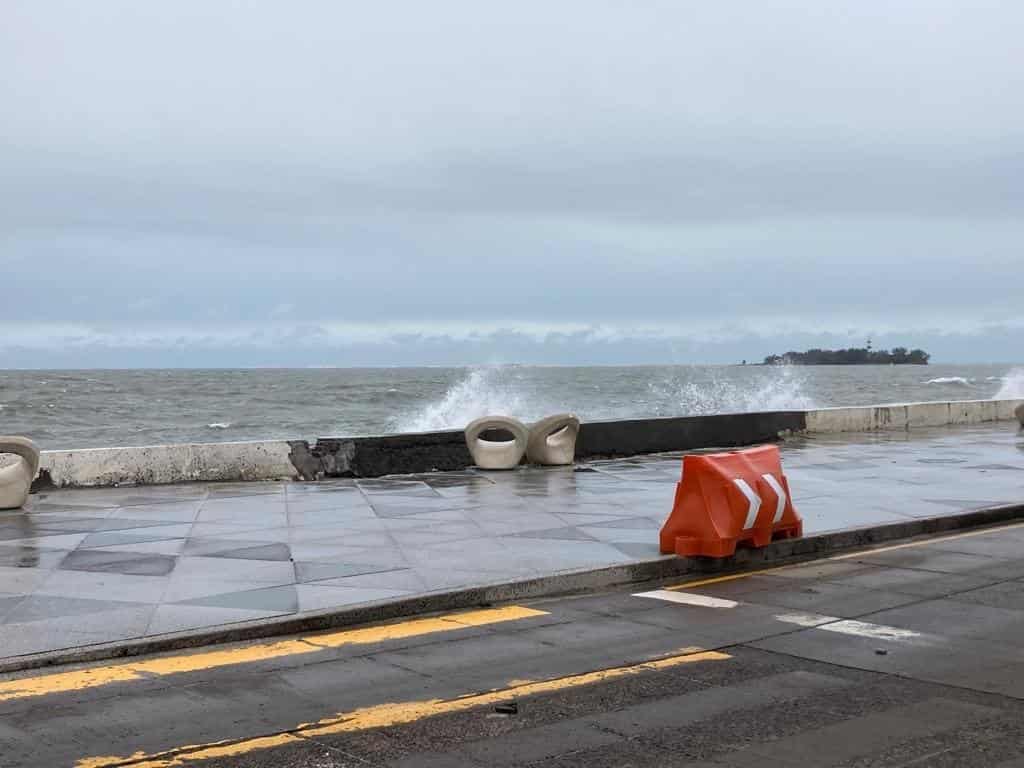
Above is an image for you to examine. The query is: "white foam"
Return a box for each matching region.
[396,364,818,433]
[396,367,543,432]
[995,369,1024,399]
[206,422,232,429]
[924,376,973,385]
[649,366,816,416]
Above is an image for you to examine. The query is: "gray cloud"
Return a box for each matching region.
[2,0,1022,367]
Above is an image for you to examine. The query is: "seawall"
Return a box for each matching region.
[30,398,1024,489]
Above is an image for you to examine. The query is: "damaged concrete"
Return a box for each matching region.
[33,440,300,490]
[309,430,472,478]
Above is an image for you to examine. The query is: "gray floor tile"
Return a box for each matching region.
[60,549,178,576]
[0,545,71,569]
[80,530,185,548]
[170,556,295,583]
[184,538,291,559]
[91,538,188,556]
[147,604,289,635]
[507,526,599,542]
[295,561,402,583]
[294,584,413,611]
[2,594,145,624]
[314,568,427,592]
[161,574,295,603]
[0,595,26,622]
[34,569,172,603]
[177,584,299,613]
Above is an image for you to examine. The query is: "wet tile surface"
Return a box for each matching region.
[1,422,1022,662]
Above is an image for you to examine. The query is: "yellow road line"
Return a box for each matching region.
[667,519,1024,592]
[0,606,546,703]
[666,568,780,591]
[829,519,1024,559]
[77,647,731,768]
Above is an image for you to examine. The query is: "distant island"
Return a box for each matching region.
[763,346,930,366]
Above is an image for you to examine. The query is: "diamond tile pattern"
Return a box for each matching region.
[2,422,1022,662]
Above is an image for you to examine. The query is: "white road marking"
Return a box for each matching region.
[732,478,762,530]
[774,612,837,628]
[634,590,738,608]
[776,613,923,641]
[760,473,787,522]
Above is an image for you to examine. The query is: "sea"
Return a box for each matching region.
[1,364,1022,450]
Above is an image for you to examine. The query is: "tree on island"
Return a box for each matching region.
[763,346,930,365]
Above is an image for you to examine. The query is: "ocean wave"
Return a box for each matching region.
[995,369,1024,399]
[649,367,817,416]
[395,365,817,432]
[395,368,538,432]
[924,376,973,385]
[206,422,232,429]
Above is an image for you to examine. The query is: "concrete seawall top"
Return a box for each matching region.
[28,398,1024,490]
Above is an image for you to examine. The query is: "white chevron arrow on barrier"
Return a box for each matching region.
[732,478,762,530]
[760,473,787,522]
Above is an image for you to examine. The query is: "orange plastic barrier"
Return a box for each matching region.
[659,444,802,557]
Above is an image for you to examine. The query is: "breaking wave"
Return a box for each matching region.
[647,366,817,417]
[206,422,232,429]
[924,376,973,386]
[396,365,817,432]
[995,369,1024,399]
[396,368,546,432]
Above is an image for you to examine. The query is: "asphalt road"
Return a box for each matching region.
[4,521,1024,767]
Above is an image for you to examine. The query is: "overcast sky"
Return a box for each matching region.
[2,0,1022,368]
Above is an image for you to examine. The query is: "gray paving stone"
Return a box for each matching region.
[1,594,145,623]
[178,584,300,613]
[1,421,1022,664]
[60,549,178,576]
[295,561,402,583]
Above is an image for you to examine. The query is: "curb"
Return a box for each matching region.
[2,502,1022,674]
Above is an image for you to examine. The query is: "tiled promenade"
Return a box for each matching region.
[1,423,1022,662]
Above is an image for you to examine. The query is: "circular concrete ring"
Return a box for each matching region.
[527,414,580,466]
[465,416,529,470]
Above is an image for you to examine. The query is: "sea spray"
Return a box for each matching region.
[995,369,1024,399]
[397,364,818,432]
[396,367,546,432]
[647,365,817,417]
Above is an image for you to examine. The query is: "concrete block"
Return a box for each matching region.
[804,399,1024,434]
[37,440,300,489]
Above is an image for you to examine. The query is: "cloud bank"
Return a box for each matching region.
[2,1,1022,367]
